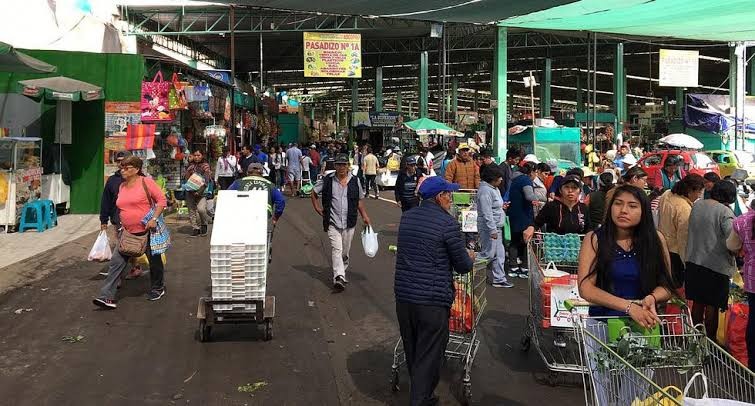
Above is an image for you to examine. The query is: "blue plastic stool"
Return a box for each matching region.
[39,199,57,229]
[18,201,47,232]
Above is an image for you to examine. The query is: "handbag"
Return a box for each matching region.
[117,179,154,257]
[140,71,173,122]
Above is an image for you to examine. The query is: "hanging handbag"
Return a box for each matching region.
[169,73,189,110]
[141,71,173,122]
[117,179,154,257]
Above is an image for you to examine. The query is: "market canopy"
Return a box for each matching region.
[404,117,461,136]
[18,76,104,102]
[210,0,755,41]
[0,42,57,73]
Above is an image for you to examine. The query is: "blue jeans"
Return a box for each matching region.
[478,227,507,284]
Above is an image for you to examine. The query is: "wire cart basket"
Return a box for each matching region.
[576,312,755,405]
[520,232,588,383]
[390,189,487,404]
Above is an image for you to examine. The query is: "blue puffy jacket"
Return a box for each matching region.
[394,199,474,308]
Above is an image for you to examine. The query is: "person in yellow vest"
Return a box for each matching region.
[229,163,286,224]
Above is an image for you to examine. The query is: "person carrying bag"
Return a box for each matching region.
[93,156,168,310]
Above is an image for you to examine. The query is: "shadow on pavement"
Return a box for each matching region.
[347,343,399,404]
[291,264,333,289]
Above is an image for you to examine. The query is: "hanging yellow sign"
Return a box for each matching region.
[303,32,362,78]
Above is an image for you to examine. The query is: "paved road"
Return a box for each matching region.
[0,197,585,405]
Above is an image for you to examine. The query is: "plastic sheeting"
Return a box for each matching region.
[684,94,755,135]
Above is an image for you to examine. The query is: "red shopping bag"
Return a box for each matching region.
[449,282,474,333]
[726,302,749,366]
[126,124,156,150]
[141,71,173,122]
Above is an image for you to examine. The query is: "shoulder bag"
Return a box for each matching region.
[117,179,153,257]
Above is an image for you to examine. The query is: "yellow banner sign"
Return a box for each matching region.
[303,32,362,78]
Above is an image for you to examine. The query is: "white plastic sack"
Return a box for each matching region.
[361,225,379,258]
[683,372,755,406]
[88,231,112,262]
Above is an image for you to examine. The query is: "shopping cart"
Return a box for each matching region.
[576,312,755,405]
[390,259,488,404]
[520,232,588,382]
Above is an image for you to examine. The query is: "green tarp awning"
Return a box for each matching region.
[404,117,461,136]
[0,42,57,73]
[497,0,755,42]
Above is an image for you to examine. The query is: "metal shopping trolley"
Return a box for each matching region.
[390,259,488,404]
[520,232,588,383]
[575,312,755,405]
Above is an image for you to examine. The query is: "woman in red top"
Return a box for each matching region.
[93,156,167,309]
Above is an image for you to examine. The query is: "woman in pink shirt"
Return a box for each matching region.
[94,156,167,309]
[727,204,755,371]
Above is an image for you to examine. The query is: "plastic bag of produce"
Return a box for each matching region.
[87,231,112,262]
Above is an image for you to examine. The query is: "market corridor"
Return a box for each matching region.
[0,198,583,405]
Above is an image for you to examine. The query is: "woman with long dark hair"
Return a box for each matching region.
[578,184,675,404]
[686,180,737,341]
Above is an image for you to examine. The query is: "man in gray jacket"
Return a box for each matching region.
[477,165,513,288]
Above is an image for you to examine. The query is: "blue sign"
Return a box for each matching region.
[202,70,232,85]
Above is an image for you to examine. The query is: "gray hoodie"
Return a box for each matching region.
[476,181,505,233]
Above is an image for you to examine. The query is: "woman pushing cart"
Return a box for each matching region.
[575,184,755,404]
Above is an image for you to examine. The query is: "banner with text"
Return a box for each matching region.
[659,49,699,87]
[304,32,362,78]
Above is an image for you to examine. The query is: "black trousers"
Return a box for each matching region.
[365,174,378,196]
[400,199,418,212]
[396,301,449,406]
[670,252,685,289]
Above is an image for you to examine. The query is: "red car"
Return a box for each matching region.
[637,150,719,189]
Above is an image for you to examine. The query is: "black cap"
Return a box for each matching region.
[561,174,583,188]
[335,153,349,164]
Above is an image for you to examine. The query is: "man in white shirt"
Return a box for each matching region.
[215,147,238,190]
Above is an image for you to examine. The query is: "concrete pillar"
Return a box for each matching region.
[663,97,669,118]
[492,26,508,159]
[675,87,684,117]
[540,57,552,117]
[420,51,429,118]
[351,79,358,142]
[375,66,383,112]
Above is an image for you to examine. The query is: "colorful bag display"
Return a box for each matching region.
[184,173,206,191]
[141,72,173,122]
[125,124,156,150]
[168,73,188,110]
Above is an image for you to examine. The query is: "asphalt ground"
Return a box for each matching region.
[0,196,585,405]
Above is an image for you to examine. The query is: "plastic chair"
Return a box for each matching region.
[39,199,57,229]
[18,201,47,232]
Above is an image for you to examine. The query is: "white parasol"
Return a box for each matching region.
[658,133,704,150]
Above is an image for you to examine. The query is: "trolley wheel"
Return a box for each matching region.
[520,335,531,352]
[198,319,212,342]
[264,319,273,341]
[462,383,472,404]
[390,368,400,392]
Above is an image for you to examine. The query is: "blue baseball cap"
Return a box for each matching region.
[406,156,418,165]
[419,176,460,200]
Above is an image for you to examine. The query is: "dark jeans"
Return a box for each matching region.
[217,176,235,190]
[748,292,755,371]
[509,231,527,268]
[396,301,449,406]
[365,174,378,196]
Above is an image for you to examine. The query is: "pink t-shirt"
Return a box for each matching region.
[116,177,167,234]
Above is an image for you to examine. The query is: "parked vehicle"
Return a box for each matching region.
[637,149,719,187]
[707,149,755,179]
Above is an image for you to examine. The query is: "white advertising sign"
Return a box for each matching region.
[659,49,699,87]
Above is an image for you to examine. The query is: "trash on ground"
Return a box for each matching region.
[62,335,84,343]
[237,381,268,394]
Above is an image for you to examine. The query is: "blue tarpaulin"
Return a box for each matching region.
[684,94,755,134]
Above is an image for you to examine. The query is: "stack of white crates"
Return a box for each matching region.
[210,190,269,312]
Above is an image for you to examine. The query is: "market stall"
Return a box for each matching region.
[0,137,42,231]
[17,75,105,211]
[507,126,581,172]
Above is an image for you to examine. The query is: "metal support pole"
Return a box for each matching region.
[592,33,598,147]
[336,101,340,133]
[229,5,236,150]
[734,43,747,151]
[663,97,669,118]
[396,91,402,116]
[351,79,358,143]
[749,47,755,96]
[586,32,592,143]
[492,26,508,160]
[576,73,584,113]
[473,89,478,112]
[675,87,684,117]
[540,57,551,118]
[451,77,458,113]
[259,32,264,92]
[420,51,429,118]
[613,43,626,137]
[375,66,383,112]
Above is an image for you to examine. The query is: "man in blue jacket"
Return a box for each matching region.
[394,176,475,405]
[394,155,421,212]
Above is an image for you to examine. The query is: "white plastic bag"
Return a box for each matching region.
[88,231,112,262]
[683,372,755,405]
[361,225,379,258]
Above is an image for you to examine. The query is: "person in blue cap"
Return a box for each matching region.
[394,175,475,405]
[395,155,421,212]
